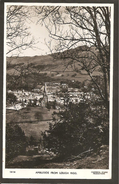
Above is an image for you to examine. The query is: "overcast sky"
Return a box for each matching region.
[21,22,54,56]
[6,18,56,57]
[5,3,86,57]
[6,4,59,57]
[5,3,112,57]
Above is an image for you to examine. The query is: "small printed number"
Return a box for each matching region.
[10,171,16,173]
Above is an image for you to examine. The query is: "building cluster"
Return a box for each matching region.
[7,82,97,110]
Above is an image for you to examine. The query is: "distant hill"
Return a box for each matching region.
[6,45,101,90]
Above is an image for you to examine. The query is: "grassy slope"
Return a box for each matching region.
[6,46,102,140]
[6,107,58,140]
[6,107,56,123]
[7,47,101,86]
[6,145,109,169]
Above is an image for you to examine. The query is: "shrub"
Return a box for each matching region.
[6,123,27,163]
[6,92,17,104]
[42,101,109,158]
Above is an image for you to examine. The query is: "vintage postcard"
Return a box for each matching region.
[2,2,114,179]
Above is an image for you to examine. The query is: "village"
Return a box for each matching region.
[7,82,96,111]
[5,4,111,171]
[6,81,102,159]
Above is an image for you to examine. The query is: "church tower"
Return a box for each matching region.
[41,83,48,107]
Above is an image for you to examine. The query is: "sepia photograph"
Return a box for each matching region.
[3,2,114,179]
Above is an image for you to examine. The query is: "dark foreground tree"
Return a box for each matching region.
[6,123,27,164]
[42,100,108,159]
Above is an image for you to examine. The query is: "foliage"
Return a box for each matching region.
[29,135,37,146]
[42,97,109,158]
[7,64,38,91]
[6,123,27,163]
[6,92,17,104]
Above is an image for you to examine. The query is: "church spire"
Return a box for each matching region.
[44,83,46,94]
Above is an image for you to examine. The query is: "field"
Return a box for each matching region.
[7,47,101,91]
[6,105,109,169]
[5,46,108,169]
[7,56,90,87]
[6,107,58,140]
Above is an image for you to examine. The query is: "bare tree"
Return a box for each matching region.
[6,5,38,92]
[36,6,111,112]
[6,5,35,56]
[7,60,39,90]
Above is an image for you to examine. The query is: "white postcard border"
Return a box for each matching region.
[3,2,114,179]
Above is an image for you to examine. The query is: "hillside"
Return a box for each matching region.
[6,45,101,90]
[6,107,58,140]
[6,45,109,170]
